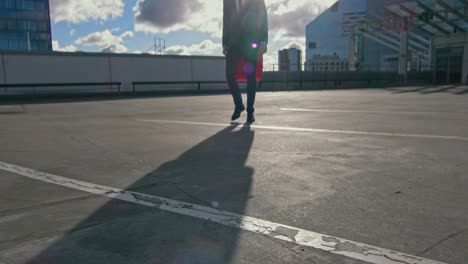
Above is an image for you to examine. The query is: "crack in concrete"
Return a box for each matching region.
[378,255,416,264]
[0,194,98,217]
[418,228,468,256]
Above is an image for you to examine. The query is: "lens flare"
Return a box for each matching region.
[244,63,255,75]
[251,41,258,48]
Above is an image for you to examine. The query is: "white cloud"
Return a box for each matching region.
[262,53,278,70]
[133,0,334,39]
[281,41,305,52]
[166,40,222,56]
[75,30,134,53]
[52,40,78,52]
[132,0,334,65]
[133,0,221,37]
[50,0,124,24]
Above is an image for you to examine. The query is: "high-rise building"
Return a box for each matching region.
[305,0,396,71]
[306,0,467,83]
[0,0,52,51]
[380,0,467,83]
[278,48,302,71]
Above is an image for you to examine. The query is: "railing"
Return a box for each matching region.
[132,81,228,93]
[265,63,436,73]
[259,70,400,90]
[0,82,122,95]
[0,69,445,99]
[132,72,400,93]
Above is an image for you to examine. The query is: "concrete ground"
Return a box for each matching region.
[0,86,467,264]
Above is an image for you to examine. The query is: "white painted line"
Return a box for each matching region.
[0,161,446,264]
[281,107,467,116]
[137,119,468,141]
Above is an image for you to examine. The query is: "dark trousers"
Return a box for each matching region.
[226,46,258,113]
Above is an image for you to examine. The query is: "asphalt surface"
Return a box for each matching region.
[0,86,467,264]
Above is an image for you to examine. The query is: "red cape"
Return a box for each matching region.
[236,56,263,82]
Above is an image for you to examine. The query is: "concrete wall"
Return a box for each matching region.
[0,51,227,92]
[191,57,226,81]
[4,54,111,84]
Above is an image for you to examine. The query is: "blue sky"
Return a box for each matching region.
[50,0,335,66]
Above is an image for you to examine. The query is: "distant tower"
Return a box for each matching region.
[278,48,302,71]
[0,0,52,51]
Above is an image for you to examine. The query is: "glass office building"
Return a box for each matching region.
[0,0,52,51]
[305,0,395,71]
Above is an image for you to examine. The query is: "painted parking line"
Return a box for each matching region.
[281,107,467,116]
[0,161,446,264]
[137,119,468,141]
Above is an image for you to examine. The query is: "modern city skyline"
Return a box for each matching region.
[44,0,335,67]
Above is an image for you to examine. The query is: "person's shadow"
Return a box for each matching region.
[29,124,255,264]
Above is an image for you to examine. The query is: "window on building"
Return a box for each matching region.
[0,39,8,49]
[30,32,40,40]
[39,32,49,40]
[39,40,48,50]
[7,19,17,30]
[17,19,26,30]
[25,0,34,10]
[18,39,28,49]
[15,0,25,9]
[38,22,47,32]
[8,39,19,49]
[30,40,39,50]
[0,19,7,30]
[5,0,15,8]
[27,20,37,31]
[35,0,46,10]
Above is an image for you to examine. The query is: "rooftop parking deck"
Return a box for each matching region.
[0,88,467,264]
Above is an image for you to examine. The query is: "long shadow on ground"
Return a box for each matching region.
[29,124,254,264]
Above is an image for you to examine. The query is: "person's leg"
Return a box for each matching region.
[245,57,258,121]
[225,47,243,108]
[246,57,257,107]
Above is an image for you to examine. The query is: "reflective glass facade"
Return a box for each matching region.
[306,0,367,62]
[0,0,52,51]
[305,0,395,71]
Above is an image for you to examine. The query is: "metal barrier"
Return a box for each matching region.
[132,81,228,93]
[0,82,122,95]
[265,63,436,73]
[259,71,400,90]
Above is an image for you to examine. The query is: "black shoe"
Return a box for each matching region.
[231,105,245,121]
[247,113,255,124]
